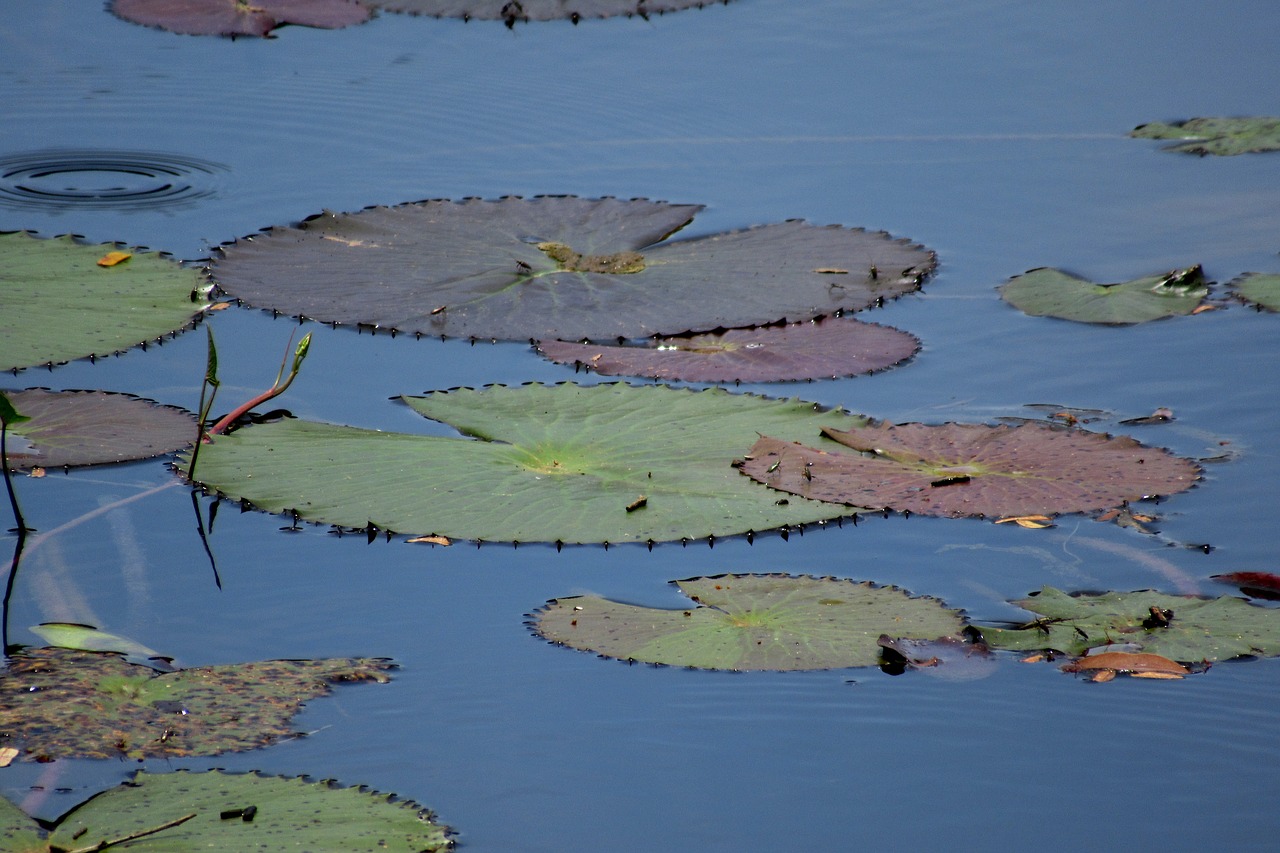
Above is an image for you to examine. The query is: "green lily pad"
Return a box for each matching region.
[0,232,210,371]
[537,318,919,383]
[184,383,867,545]
[979,587,1280,663]
[0,389,195,471]
[210,196,934,342]
[1229,272,1280,311]
[998,265,1208,324]
[0,647,393,761]
[29,623,161,662]
[1,769,451,852]
[739,421,1200,518]
[109,0,372,37]
[1130,116,1280,155]
[370,0,729,26]
[532,574,967,671]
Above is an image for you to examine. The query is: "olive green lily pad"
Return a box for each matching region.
[0,647,393,761]
[998,265,1208,324]
[184,383,867,545]
[979,587,1280,663]
[1130,116,1280,155]
[0,389,195,471]
[1229,272,1280,311]
[370,0,728,26]
[1,769,451,852]
[532,574,967,671]
[210,196,934,342]
[0,232,210,371]
[110,0,372,37]
[537,318,919,383]
[739,421,1200,518]
[29,623,161,662]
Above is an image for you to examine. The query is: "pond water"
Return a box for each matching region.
[4,0,1280,849]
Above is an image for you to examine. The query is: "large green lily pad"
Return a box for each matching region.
[1230,272,1280,311]
[1130,116,1280,155]
[210,196,934,342]
[0,647,393,761]
[1,769,451,852]
[532,574,967,670]
[739,421,1200,519]
[537,318,919,383]
[0,389,195,470]
[979,587,1280,662]
[110,0,372,37]
[369,0,729,26]
[0,232,210,371]
[183,383,867,545]
[998,265,1208,324]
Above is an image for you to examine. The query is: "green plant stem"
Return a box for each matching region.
[65,811,197,853]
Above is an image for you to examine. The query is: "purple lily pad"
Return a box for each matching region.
[2,389,195,471]
[110,0,372,37]
[739,421,1201,518]
[537,318,919,383]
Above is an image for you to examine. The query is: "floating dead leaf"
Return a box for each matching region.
[995,515,1055,528]
[1089,669,1117,682]
[407,535,452,546]
[97,250,132,267]
[27,467,45,478]
[1064,651,1188,675]
[0,747,17,767]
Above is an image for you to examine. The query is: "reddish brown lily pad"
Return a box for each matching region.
[537,318,919,383]
[369,0,728,26]
[738,421,1200,518]
[1,389,195,471]
[110,0,372,37]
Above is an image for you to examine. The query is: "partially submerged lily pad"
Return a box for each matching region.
[532,574,967,671]
[1229,272,1280,311]
[739,421,1200,518]
[109,0,372,37]
[979,587,1280,662]
[1,769,451,852]
[1130,116,1280,155]
[537,318,919,383]
[0,647,393,761]
[0,389,195,470]
[183,383,867,544]
[369,0,728,26]
[998,266,1208,324]
[210,196,934,342]
[0,232,210,371]
[876,635,996,681]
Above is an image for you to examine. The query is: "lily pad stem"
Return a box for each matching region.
[206,332,311,437]
[65,811,197,853]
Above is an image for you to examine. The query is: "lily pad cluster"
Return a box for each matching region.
[0,647,393,761]
[532,574,967,671]
[1130,116,1280,156]
[0,232,210,371]
[0,769,451,852]
[209,196,935,343]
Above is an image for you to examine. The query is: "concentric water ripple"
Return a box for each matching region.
[0,150,227,211]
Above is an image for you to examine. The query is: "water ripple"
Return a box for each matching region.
[0,149,227,211]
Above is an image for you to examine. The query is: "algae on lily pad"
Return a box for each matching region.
[1,769,451,852]
[0,389,195,470]
[210,196,934,342]
[184,383,867,545]
[532,574,967,671]
[998,266,1208,324]
[979,587,1280,663]
[0,647,393,761]
[369,0,729,25]
[0,232,210,371]
[1130,116,1280,155]
[537,318,919,383]
[110,0,372,37]
[1230,272,1280,311]
[739,420,1200,519]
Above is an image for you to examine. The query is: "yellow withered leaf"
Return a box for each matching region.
[995,515,1055,528]
[407,535,451,546]
[97,251,132,267]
